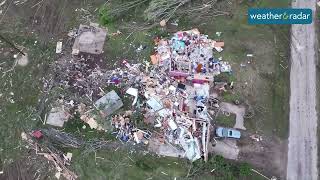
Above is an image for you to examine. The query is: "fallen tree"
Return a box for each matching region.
[100,0,230,31]
[144,0,191,21]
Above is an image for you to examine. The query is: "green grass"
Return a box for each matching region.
[0,34,55,164]
[255,0,290,7]
[215,114,236,128]
[72,151,188,180]
[70,150,265,180]
[215,73,237,83]
[258,26,290,138]
[103,29,155,68]
[0,0,290,178]
[222,92,242,103]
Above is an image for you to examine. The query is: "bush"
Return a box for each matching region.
[207,155,253,179]
[215,73,236,83]
[135,158,154,171]
[98,6,113,26]
[238,163,252,177]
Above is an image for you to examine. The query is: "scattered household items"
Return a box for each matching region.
[111,111,152,144]
[215,127,241,139]
[72,23,107,55]
[111,30,122,36]
[250,134,263,142]
[56,41,62,54]
[126,88,139,105]
[151,28,231,83]
[42,26,244,163]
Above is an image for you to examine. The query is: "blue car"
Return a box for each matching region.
[216,127,241,139]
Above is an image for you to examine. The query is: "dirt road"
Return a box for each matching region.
[287,1,318,180]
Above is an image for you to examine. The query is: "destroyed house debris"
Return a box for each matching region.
[152,29,230,83]
[44,26,240,163]
[129,29,235,161]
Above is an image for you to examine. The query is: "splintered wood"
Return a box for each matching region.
[21,132,78,180]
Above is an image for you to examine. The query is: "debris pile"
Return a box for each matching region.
[21,132,78,180]
[53,54,109,98]
[44,25,240,163]
[112,112,152,144]
[151,28,231,82]
[131,29,234,161]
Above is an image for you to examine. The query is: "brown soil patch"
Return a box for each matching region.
[238,135,287,179]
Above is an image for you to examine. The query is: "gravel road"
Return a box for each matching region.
[287,1,318,180]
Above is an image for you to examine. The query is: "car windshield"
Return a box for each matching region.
[222,129,229,137]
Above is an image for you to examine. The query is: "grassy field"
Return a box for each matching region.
[0,35,55,164]
[0,0,290,179]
